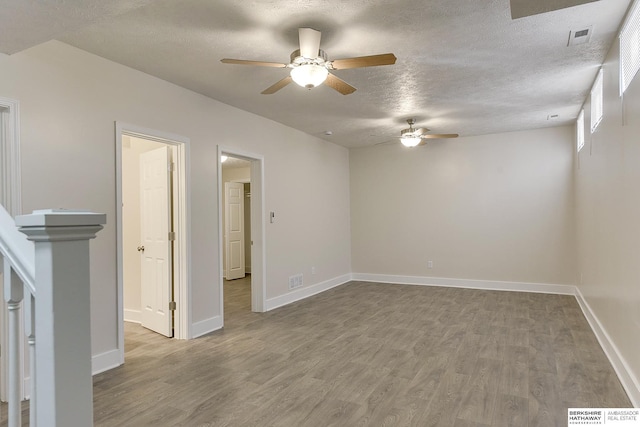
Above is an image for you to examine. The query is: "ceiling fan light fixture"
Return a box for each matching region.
[400,136,421,147]
[290,64,329,88]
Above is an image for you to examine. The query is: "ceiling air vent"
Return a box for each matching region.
[568,26,593,46]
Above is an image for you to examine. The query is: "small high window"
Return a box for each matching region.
[590,69,603,133]
[577,109,585,152]
[620,0,640,95]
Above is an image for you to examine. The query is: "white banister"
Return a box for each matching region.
[1,198,31,426]
[16,209,106,427]
[3,258,23,427]
[25,293,36,426]
[0,202,34,292]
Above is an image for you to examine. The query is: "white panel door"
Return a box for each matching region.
[140,146,173,337]
[225,182,245,280]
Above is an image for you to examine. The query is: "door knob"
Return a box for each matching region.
[137,246,145,252]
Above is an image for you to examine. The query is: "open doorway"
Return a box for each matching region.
[217,146,266,325]
[116,123,191,364]
[221,156,252,324]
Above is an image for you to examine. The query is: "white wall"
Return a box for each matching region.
[575,35,640,404]
[0,41,351,362]
[350,126,576,286]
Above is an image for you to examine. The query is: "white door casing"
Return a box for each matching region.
[225,182,245,280]
[140,146,173,337]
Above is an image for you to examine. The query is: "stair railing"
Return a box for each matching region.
[1,207,105,426]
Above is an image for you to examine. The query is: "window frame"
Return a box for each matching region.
[620,0,640,95]
[590,69,603,133]
[577,109,585,152]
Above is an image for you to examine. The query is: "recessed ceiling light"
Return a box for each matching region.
[324,130,333,135]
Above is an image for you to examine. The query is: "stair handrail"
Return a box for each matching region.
[0,203,35,294]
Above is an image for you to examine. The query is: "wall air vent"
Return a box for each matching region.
[568,26,593,46]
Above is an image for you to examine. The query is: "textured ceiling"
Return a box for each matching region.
[0,0,156,55]
[3,0,632,148]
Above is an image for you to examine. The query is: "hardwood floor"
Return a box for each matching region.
[2,279,632,425]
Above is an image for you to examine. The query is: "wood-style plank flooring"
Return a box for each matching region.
[2,279,633,426]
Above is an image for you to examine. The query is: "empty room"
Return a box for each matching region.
[0,0,639,426]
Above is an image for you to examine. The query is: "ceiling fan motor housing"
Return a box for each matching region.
[290,49,328,65]
[401,119,417,136]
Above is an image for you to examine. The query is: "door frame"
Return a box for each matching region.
[0,97,22,216]
[116,122,191,357]
[217,145,266,315]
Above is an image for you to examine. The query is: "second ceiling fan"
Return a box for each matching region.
[398,119,459,147]
[221,28,396,95]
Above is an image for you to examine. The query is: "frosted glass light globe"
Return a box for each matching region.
[290,64,329,88]
[400,136,421,147]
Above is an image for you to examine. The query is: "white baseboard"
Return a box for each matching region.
[92,349,122,376]
[575,288,640,407]
[124,308,141,324]
[191,315,223,339]
[265,274,351,311]
[351,273,575,295]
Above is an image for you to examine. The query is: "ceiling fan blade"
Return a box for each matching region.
[221,58,288,68]
[421,134,459,139]
[261,76,293,94]
[329,53,397,70]
[299,28,321,59]
[324,73,357,95]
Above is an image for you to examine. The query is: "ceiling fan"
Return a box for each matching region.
[221,28,396,95]
[398,119,459,147]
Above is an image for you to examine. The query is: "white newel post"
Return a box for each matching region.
[16,209,106,427]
